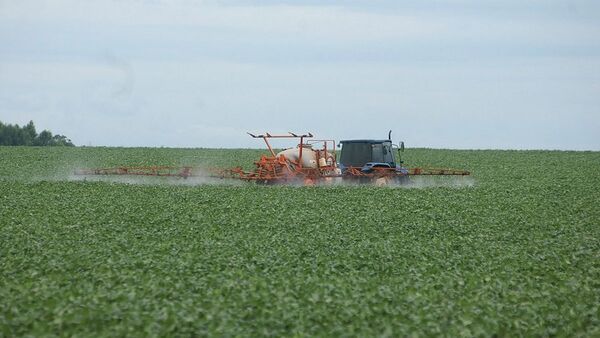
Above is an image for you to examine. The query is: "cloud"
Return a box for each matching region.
[0,0,599,150]
[3,1,599,40]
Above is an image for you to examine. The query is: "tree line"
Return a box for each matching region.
[0,120,74,146]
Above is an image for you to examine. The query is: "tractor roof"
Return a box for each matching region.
[339,139,392,144]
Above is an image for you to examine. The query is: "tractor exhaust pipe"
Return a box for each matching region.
[388,130,392,141]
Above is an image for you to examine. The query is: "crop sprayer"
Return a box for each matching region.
[74,131,470,185]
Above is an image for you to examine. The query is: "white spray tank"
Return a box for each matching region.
[276,145,318,168]
[276,144,335,169]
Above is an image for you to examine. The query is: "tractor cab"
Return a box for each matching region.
[338,133,407,174]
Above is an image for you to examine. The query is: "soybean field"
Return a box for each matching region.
[1,146,599,336]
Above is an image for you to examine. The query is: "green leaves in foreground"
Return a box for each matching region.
[0,147,599,336]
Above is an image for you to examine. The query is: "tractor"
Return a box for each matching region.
[338,131,409,184]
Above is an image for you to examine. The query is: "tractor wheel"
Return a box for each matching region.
[375,177,390,186]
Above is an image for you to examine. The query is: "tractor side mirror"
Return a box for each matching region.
[400,142,405,152]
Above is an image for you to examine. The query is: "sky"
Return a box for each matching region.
[0,0,599,150]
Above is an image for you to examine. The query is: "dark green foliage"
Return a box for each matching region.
[0,120,74,146]
[0,147,599,336]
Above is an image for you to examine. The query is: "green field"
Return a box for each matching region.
[1,146,599,336]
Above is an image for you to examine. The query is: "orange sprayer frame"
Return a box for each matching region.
[221,132,339,183]
[247,132,316,170]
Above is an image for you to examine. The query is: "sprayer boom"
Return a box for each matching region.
[74,166,195,178]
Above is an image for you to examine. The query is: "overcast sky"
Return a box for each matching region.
[1,0,599,149]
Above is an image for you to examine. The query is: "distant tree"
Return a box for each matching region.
[50,134,74,147]
[34,130,53,146]
[0,122,6,146]
[0,120,75,146]
[22,120,37,146]
[0,122,20,145]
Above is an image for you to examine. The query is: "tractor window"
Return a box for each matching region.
[372,144,384,162]
[383,144,395,164]
[340,143,372,167]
